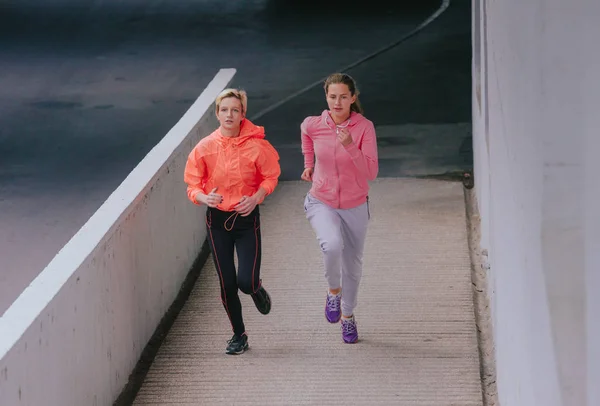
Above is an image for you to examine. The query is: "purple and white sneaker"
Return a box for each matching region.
[325,291,342,323]
[341,315,358,343]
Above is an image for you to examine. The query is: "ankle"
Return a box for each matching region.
[342,314,353,319]
[329,287,341,295]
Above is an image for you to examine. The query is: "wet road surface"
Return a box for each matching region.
[0,0,471,314]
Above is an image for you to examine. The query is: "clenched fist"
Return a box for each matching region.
[301,168,314,182]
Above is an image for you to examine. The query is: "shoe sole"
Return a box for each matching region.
[226,342,249,355]
[253,291,271,315]
[343,337,358,344]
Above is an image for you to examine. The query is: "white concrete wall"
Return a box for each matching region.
[472,0,600,405]
[583,25,600,406]
[471,0,493,307]
[585,118,600,406]
[0,69,235,406]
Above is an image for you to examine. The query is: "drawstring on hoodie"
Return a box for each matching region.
[335,119,351,134]
[326,113,351,134]
[224,212,239,231]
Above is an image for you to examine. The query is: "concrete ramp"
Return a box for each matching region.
[133,178,483,405]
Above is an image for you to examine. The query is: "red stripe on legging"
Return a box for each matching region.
[207,219,234,333]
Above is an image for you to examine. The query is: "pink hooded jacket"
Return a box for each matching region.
[301,110,379,209]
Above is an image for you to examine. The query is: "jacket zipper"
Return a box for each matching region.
[334,126,341,209]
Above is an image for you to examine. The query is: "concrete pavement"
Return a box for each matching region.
[131,178,483,405]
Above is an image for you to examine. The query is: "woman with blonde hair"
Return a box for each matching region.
[184,88,281,355]
[301,73,379,344]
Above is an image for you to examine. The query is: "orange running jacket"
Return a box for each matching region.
[184,119,281,212]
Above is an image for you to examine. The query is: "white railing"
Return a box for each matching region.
[0,68,236,406]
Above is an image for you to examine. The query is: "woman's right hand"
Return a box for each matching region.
[301,168,313,182]
[196,187,223,207]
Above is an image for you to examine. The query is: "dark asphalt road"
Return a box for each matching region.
[0,0,471,314]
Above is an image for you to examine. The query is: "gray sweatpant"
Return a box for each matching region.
[304,193,370,316]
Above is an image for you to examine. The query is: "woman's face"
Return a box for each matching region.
[217,97,244,131]
[326,83,356,121]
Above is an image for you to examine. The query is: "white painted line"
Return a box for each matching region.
[250,0,451,121]
[0,68,236,359]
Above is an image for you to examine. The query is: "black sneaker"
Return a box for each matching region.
[251,286,272,315]
[226,334,248,355]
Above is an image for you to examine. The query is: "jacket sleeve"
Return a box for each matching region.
[300,118,315,169]
[343,122,379,180]
[256,140,281,195]
[183,146,207,205]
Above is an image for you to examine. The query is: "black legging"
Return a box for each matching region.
[206,206,262,336]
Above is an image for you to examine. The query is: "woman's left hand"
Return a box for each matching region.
[337,128,353,147]
[235,195,258,216]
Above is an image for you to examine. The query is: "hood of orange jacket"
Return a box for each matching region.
[214,118,266,145]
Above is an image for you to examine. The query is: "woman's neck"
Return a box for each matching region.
[330,111,351,125]
[220,127,240,137]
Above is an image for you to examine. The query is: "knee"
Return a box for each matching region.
[238,277,254,295]
[320,237,343,256]
[348,255,363,267]
[345,268,362,281]
[221,279,238,296]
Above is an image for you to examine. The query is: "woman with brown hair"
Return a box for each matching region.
[301,73,379,344]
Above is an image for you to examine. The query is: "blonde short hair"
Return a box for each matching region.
[215,88,248,115]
